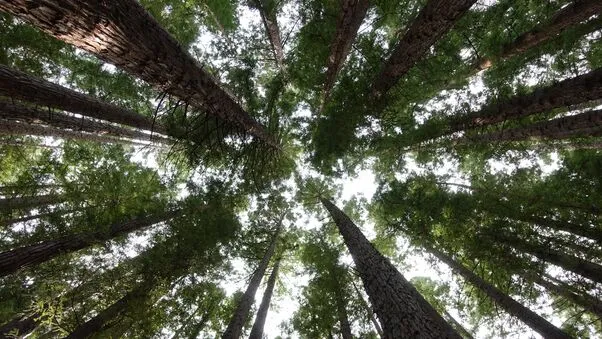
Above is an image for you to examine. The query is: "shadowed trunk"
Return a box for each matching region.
[222,224,281,339]
[427,245,571,339]
[0,312,40,338]
[249,259,280,339]
[252,0,285,69]
[0,208,81,228]
[321,198,460,338]
[336,287,353,339]
[0,1,277,148]
[0,210,178,277]
[0,194,63,214]
[371,0,476,98]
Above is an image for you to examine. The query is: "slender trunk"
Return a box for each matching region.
[371,0,476,98]
[0,100,171,144]
[352,280,383,338]
[0,119,156,146]
[248,259,280,339]
[498,233,602,284]
[222,225,281,339]
[335,287,353,339]
[323,0,370,101]
[320,198,460,338]
[427,245,571,339]
[525,272,602,319]
[465,109,602,143]
[0,209,75,228]
[0,1,277,148]
[477,0,602,71]
[252,0,285,70]
[442,310,474,339]
[0,194,63,213]
[0,210,178,277]
[0,65,166,134]
[0,312,40,338]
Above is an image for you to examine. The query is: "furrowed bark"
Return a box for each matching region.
[0,1,277,148]
[0,65,166,134]
[222,224,281,339]
[321,198,461,339]
[248,259,280,339]
[372,0,477,98]
[0,210,178,277]
[477,0,602,71]
[427,245,571,339]
[0,99,171,144]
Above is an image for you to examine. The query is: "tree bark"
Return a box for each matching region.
[0,65,166,134]
[465,109,602,143]
[248,258,280,339]
[477,0,602,71]
[0,194,63,214]
[0,99,171,144]
[0,1,277,148]
[0,208,77,228]
[321,198,461,339]
[371,0,476,98]
[0,210,178,277]
[0,312,40,338]
[427,245,571,339]
[335,286,353,339]
[222,224,281,339]
[252,0,285,70]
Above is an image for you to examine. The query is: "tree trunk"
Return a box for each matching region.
[222,224,281,339]
[0,312,40,338]
[0,194,63,214]
[0,1,277,148]
[335,287,353,339]
[320,198,460,339]
[0,209,75,228]
[0,209,178,277]
[371,0,476,98]
[0,99,171,144]
[0,119,156,146]
[0,184,61,195]
[465,109,602,143]
[252,0,285,70]
[442,310,474,339]
[427,245,571,339]
[0,65,166,134]
[352,279,383,338]
[323,0,370,101]
[525,272,602,319]
[477,0,602,71]
[248,259,280,339]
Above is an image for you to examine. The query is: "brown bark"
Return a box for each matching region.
[465,109,602,143]
[248,259,280,339]
[321,198,461,339]
[0,99,171,144]
[0,65,166,134]
[323,0,370,100]
[222,224,281,339]
[427,245,571,339]
[0,210,178,277]
[252,0,285,70]
[0,1,277,148]
[371,0,476,98]
[477,0,602,71]
[0,312,40,338]
[0,194,63,213]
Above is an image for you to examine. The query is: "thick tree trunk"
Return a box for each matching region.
[0,194,63,214]
[0,312,40,338]
[222,224,281,339]
[0,65,166,134]
[321,198,460,339]
[0,99,171,144]
[498,233,602,284]
[352,280,383,338]
[0,210,178,277]
[323,0,370,100]
[477,0,602,71]
[465,109,602,143]
[0,1,276,147]
[0,119,156,146]
[427,245,571,339]
[248,259,280,339]
[252,0,285,70]
[371,0,476,98]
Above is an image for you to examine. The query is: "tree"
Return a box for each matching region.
[249,258,280,339]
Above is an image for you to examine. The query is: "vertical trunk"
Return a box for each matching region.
[477,0,602,70]
[0,1,276,147]
[442,310,474,339]
[352,280,383,338]
[222,225,281,339]
[0,194,63,214]
[0,210,178,277]
[335,287,353,339]
[0,119,156,146]
[248,259,280,339]
[320,198,460,339]
[464,109,602,144]
[252,0,285,70]
[427,245,571,339]
[0,312,40,338]
[0,65,165,134]
[0,100,171,144]
[371,0,476,98]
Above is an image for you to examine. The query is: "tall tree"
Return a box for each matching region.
[250,0,286,70]
[248,258,280,339]
[321,198,461,338]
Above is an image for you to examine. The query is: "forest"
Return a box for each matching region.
[0,0,600,338]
